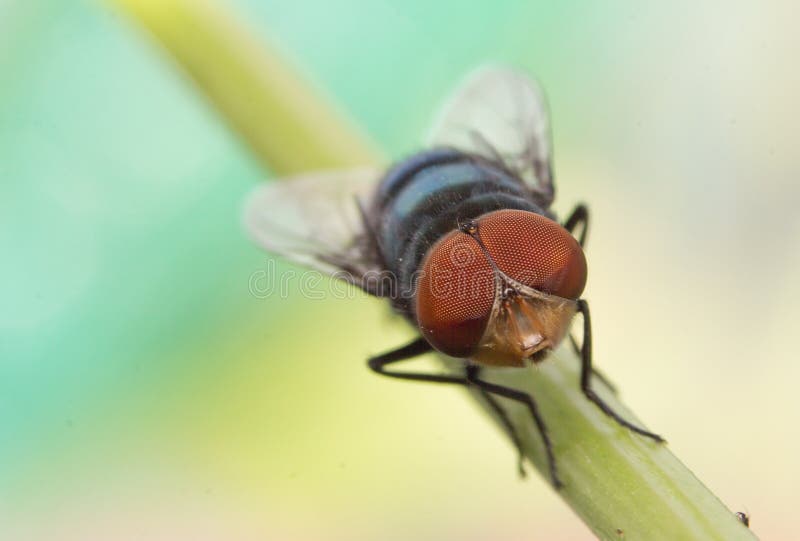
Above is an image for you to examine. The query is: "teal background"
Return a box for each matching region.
[2,1,798,539]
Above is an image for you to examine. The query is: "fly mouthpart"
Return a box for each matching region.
[471,285,578,367]
[494,294,551,359]
[505,295,542,346]
[520,335,546,357]
[528,347,552,364]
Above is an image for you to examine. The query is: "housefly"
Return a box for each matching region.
[244,67,663,488]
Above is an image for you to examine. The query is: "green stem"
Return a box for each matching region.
[110,0,380,174]
[109,1,756,539]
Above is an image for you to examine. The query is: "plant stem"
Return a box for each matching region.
[109,1,756,539]
[110,0,380,175]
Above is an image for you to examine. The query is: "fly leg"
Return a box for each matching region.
[563,204,589,247]
[576,299,665,442]
[569,335,617,394]
[467,365,527,478]
[368,337,464,385]
[563,205,615,392]
[368,339,528,479]
[465,368,562,488]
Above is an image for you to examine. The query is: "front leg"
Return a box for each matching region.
[368,339,529,478]
[569,334,617,394]
[563,204,589,248]
[368,337,465,385]
[576,299,664,442]
[466,368,562,488]
[564,204,615,391]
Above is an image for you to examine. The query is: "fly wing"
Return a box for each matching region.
[427,66,554,204]
[243,167,385,293]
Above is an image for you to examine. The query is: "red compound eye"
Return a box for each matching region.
[415,231,494,357]
[415,210,587,358]
[478,209,587,300]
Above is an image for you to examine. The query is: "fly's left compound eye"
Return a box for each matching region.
[415,231,495,357]
[477,209,587,300]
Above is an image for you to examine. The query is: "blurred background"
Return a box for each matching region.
[2,0,798,539]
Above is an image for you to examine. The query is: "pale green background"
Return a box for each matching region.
[1,1,798,539]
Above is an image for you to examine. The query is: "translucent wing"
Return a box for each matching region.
[243,167,384,291]
[427,66,554,204]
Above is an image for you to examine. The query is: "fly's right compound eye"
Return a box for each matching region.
[415,231,495,357]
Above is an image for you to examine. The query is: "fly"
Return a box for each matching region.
[244,67,664,488]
